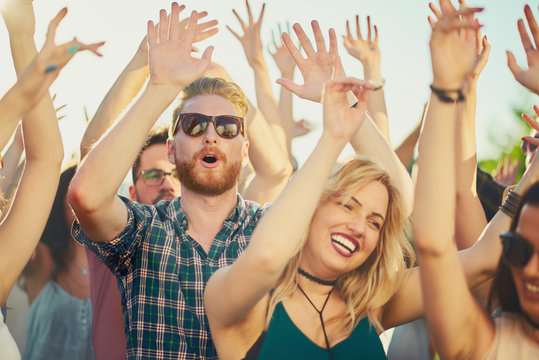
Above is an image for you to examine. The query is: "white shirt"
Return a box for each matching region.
[0,310,21,360]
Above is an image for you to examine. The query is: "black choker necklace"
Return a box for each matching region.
[523,311,539,330]
[298,268,337,287]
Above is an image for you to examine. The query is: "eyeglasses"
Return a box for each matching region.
[135,169,179,186]
[521,133,539,155]
[173,113,244,139]
[500,231,537,267]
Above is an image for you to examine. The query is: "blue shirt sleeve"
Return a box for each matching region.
[71,195,154,276]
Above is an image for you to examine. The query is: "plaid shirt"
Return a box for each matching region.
[73,195,269,360]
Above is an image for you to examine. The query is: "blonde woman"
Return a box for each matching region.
[204,1,511,359]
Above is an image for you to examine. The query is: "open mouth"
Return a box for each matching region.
[202,154,218,164]
[525,281,539,294]
[331,233,359,255]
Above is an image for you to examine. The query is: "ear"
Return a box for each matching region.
[241,139,250,167]
[167,138,176,164]
[128,185,137,201]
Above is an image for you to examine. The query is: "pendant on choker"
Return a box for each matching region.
[298,268,337,287]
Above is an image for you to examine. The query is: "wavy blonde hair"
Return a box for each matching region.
[266,156,415,333]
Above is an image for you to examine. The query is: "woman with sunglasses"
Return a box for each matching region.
[413,4,539,359]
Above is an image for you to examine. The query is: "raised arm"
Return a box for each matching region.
[411,2,496,358]
[68,4,212,243]
[507,4,539,94]
[343,15,390,143]
[428,0,492,250]
[205,77,372,328]
[279,20,414,213]
[0,8,102,305]
[80,10,218,160]
[270,23,297,156]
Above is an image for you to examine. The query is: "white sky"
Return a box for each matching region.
[0,0,536,168]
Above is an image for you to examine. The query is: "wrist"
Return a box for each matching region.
[363,65,382,80]
[280,69,294,79]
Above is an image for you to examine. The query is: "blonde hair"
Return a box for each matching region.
[170,77,249,138]
[266,156,415,334]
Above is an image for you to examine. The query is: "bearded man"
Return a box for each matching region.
[68,8,272,359]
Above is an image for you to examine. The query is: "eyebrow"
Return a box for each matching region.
[351,196,385,221]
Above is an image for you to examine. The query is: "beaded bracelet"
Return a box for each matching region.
[499,189,523,218]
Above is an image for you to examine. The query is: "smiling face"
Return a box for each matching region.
[302,180,389,280]
[168,94,248,196]
[510,204,539,322]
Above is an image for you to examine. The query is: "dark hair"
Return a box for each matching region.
[38,165,77,279]
[488,181,539,313]
[131,127,169,183]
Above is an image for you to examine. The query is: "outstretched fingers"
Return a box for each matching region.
[282,31,304,66]
[312,20,327,53]
[293,23,316,57]
[524,4,539,48]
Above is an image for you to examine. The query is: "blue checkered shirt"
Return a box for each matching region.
[73,195,268,360]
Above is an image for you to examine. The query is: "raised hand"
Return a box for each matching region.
[343,15,381,76]
[269,22,296,77]
[277,21,343,102]
[147,3,213,89]
[428,0,482,90]
[429,0,490,84]
[522,105,539,147]
[322,77,372,142]
[227,0,266,68]
[507,5,539,94]
[16,8,104,107]
[492,156,520,186]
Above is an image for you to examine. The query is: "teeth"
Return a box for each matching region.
[331,234,357,254]
[525,282,539,294]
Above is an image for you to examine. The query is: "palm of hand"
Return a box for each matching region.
[323,90,365,140]
[516,50,539,93]
[148,40,201,87]
[240,28,264,67]
[299,53,337,102]
[271,45,295,74]
[343,37,380,64]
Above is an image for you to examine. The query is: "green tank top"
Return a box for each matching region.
[244,302,388,359]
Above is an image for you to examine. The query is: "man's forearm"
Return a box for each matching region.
[73,84,178,208]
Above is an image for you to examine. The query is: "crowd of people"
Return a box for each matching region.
[0,0,538,359]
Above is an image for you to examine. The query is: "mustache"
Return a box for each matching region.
[193,146,227,162]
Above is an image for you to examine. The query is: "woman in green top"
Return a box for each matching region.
[205,1,502,359]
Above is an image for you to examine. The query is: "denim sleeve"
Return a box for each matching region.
[72,195,153,276]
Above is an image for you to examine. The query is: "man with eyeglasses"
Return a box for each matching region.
[68,7,287,360]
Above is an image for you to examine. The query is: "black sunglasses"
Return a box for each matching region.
[135,169,179,186]
[173,113,244,139]
[501,231,536,268]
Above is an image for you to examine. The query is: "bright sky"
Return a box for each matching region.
[0,0,536,168]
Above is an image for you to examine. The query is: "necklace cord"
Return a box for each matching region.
[297,284,335,360]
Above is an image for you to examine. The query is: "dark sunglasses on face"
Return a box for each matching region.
[135,169,179,186]
[500,231,537,268]
[173,113,244,139]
